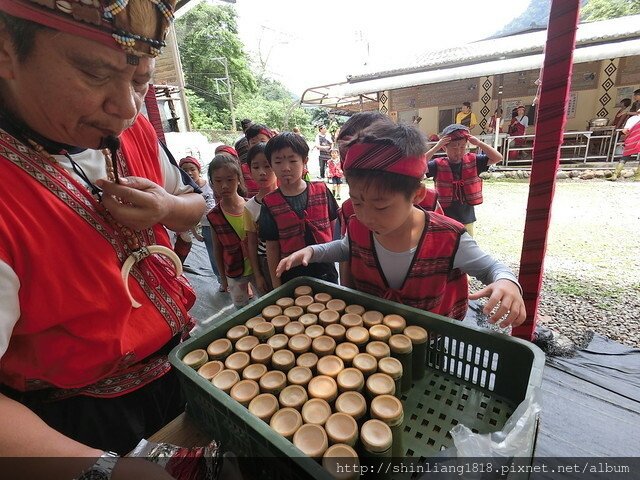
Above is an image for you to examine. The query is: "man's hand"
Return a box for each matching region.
[97,177,174,230]
[275,247,314,277]
[469,279,526,327]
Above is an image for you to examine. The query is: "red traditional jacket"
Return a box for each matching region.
[434,155,483,208]
[339,189,442,236]
[207,205,245,278]
[0,116,195,398]
[262,182,333,256]
[241,162,260,197]
[348,212,469,320]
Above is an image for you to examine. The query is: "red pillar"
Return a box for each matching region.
[512,0,581,340]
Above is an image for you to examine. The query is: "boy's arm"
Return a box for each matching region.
[467,136,503,165]
[425,136,450,162]
[211,228,227,291]
[339,261,353,288]
[247,231,268,293]
[266,241,282,288]
[454,233,525,327]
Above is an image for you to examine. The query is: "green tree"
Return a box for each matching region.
[581,0,640,21]
[175,3,256,130]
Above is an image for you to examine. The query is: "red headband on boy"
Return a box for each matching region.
[215,145,239,158]
[259,128,274,138]
[343,143,426,179]
[179,156,201,171]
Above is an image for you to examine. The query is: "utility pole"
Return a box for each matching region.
[212,56,236,132]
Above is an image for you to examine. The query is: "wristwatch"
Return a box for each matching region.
[76,451,119,480]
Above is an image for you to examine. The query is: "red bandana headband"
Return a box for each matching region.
[0,0,176,58]
[179,156,201,171]
[259,128,274,138]
[215,145,239,158]
[343,143,427,179]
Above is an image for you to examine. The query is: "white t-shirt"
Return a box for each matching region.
[0,146,192,359]
[623,114,640,131]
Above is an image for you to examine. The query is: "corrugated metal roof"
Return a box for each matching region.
[347,14,640,83]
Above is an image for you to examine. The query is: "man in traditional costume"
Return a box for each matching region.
[0,0,207,476]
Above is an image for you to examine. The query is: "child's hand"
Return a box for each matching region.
[469,279,526,327]
[255,274,270,295]
[467,135,481,146]
[436,136,451,149]
[276,247,314,277]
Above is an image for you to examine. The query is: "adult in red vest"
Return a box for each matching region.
[425,124,503,236]
[0,0,207,473]
[276,122,525,324]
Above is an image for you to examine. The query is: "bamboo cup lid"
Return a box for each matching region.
[343,304,364,315]
[316,355,345,378]
[296,352,319,370]
[365,341,391,360]
[270,315,290,333]
[312,335,336,357]
[299,313,318,327]
[294,295,314,308]
[360,419,393,453]
[287,366,313,387]
[283,306,304,321]
[242,363,268,382]
[248,393,279,422]
[352,353,378,376]
[335,342,359,365]
[306,302,326,315]
[230,379,259,407]
[345,326,370,346]
[271,349,296,372]
[378,357,403,380]
[324,412,358,447]
[235,335,260,353]
[318,309,340,327]
[224,352,250,373]
[389,334,413,354]
[366,373,396,397]
[212,369,240,393]
[324,323,346,342]
[362,310,384,327]
[307,375,338,403]
[301,398,332,425]
[250,344,274,365]
[259,370,287,394]
[404,325,428,344]
[340,313,363,328]
[253,322,276,341]
[335,391,367,420]
[288,334,312,354]
[226,325,249,343]
[314,292,332,304]
[183,349,208,369]
[206,339,232,360]
[197,360,224,381]
[261,305,282,320]
[336,368,365,392]
[270,407,303,440]
[245,316,266,331]
[284,321,305,337]
[293,423,328,459]
[279,384,308,410]
[326,299,346,313]
[267,334,289,351]
[323,444,359,479]
[369,324,392,343]
[305,325,325,339]
[294,285,313,297]
[383,314,407,334]
[370,394,404,426]
[276,297,295,308]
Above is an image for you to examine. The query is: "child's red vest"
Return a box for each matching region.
[207,205,245,278]
[434,154,483,208]
[262,182,333,256]
[348,212,469,320]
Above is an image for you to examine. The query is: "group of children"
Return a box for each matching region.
[178,114,526,329]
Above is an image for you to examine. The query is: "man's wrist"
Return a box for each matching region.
[75,451,119,480]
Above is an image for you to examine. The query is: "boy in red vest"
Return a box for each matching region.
[276,122,525,327]
[425,124,503,236]
[259,133,339,287]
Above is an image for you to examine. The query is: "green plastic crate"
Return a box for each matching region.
[169,277,544,479]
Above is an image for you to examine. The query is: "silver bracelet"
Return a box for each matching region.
[75,451,119,480]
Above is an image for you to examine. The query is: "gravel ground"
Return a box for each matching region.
[470,178,640,348]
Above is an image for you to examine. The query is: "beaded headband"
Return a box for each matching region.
[0,0,176,58]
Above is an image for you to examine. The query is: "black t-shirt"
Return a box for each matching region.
[259,184,339,283]
[427,154,489,224]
